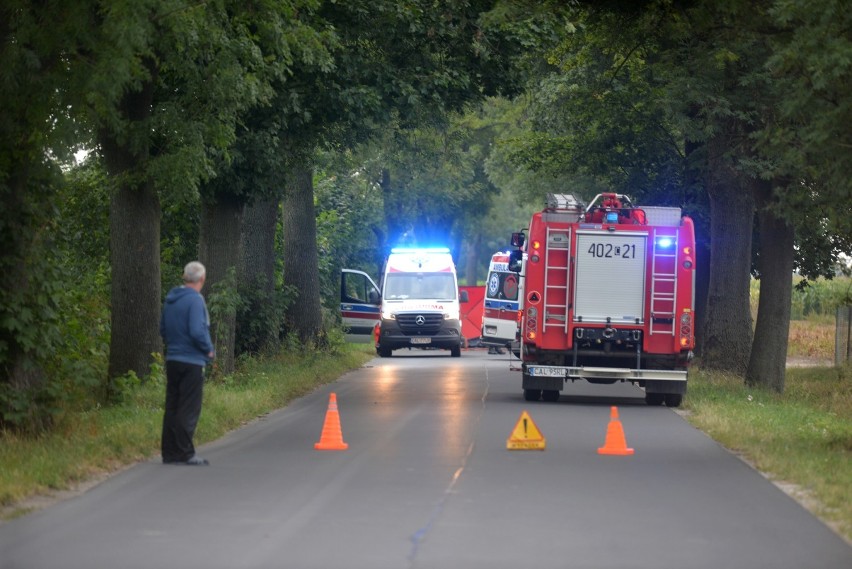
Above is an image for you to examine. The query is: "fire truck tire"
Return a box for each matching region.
[645,393,665,406]
[664,393,683,408]
[378,346,392,358]
[542,390,560,402]
[450,345,461,357]
[523,389,542,402]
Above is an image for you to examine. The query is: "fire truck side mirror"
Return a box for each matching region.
[508,250,523,273]
[510,232,525,248]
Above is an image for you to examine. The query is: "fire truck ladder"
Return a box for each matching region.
[543,227,571,334]
[650,228,678,336]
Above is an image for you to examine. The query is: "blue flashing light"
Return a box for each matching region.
[391,247,451,254]
[656,237,674,249]
[605,212,619,223]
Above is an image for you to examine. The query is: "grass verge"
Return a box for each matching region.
[0,344,375,519]
[684,365,852,542]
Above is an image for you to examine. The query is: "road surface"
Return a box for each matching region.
[0,350,849,569]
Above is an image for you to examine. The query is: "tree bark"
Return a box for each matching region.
[199,193,244,375]
[283,166,323,343]
[100,76,162,383]
[746,180,794,392]
[238,196,281,353]
[463,231,482,286]
[700,132,755,374]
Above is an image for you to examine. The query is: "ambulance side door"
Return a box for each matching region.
[340,269,381,343]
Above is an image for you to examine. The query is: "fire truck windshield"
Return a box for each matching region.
[384,273,456,300]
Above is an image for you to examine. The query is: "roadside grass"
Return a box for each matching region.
[684,365,852,542]
[0,344,375,518]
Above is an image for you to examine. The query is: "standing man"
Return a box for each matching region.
[160,261,215,465]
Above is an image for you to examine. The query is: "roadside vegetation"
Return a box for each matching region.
[685,365,851,542]
[687,276,852,541]
[0,343,374,520]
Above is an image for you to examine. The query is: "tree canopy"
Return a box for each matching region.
[2,0,851,430]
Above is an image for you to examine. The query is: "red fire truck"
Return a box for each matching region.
[508,193,696,407]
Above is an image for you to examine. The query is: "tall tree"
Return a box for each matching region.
[0,2,85,421]
[196,3,331,368]
[268,0,527,343]
[504,0,845,386]
[78,1,316,381]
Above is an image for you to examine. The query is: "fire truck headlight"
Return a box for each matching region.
[656,237,674,249]
[683,256,694,269]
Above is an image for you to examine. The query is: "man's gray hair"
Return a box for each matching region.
[182,261,207,284]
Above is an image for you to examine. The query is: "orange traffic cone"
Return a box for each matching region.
[597,406,634,455]
[314,392,349,450]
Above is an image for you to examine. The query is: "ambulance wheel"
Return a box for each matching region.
[450,345,461,357]
[523,389,542,402]
[378,346,392,358]
[645,393,665,406]
[664,394,683,408]
[542,390,560,402]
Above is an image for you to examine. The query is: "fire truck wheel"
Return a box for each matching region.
[645,393,665,406]
[664,393,683,408]
[542,390,560,402]
[523,389,542,402]
[378,346,392,358]
[450,345,461,357]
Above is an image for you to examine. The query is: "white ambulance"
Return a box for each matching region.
[481,251,522,352]
[340,247,465,357]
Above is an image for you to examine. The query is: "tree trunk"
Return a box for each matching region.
[283,166,323,344]
[700,133,755,374]
[746,181,794,392]
[463,231,482,286]
[199,193,244,375]
[238,196,281,353]
[693,239,712,357]
[100,76,162,383]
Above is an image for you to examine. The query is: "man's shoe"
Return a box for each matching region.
[185,455,210,466]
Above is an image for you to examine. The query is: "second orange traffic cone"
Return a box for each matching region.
[597,406,634,455]
[315,392,349,450]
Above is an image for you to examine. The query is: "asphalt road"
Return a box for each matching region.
[0,350,849,569]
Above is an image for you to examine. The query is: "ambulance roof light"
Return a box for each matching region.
[390,247,451,254]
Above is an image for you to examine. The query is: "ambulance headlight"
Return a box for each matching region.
[444,310,459,321]
[382,310,397,320]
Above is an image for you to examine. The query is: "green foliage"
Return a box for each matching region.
[236,277,297,356]
[790,278,852,320]
[314,150,384,301]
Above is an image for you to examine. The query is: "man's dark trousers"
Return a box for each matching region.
[162,360,205,463]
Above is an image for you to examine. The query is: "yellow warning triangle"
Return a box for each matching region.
[506,410,546,450]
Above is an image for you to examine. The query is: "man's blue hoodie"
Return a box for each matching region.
[160,286,215,366]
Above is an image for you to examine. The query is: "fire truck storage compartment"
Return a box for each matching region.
[573,231,647,324]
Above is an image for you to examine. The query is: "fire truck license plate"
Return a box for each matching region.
[410,337,431,345]
[530,367,565,377]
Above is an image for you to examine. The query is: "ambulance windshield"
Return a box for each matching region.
[384,273,456,300]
